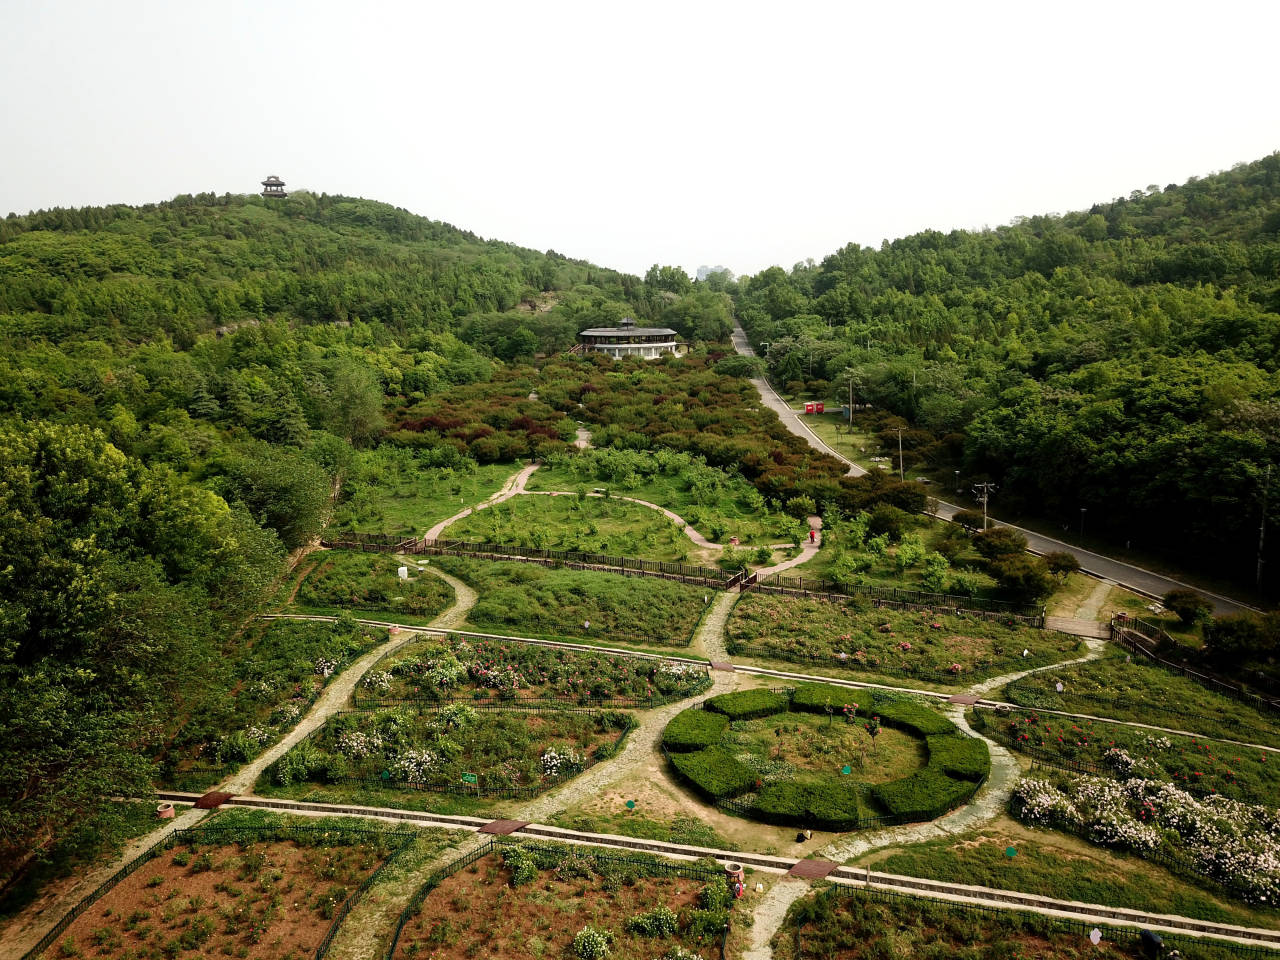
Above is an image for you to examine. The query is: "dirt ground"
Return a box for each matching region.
[55,839,389,960]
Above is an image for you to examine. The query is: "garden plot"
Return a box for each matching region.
[49,826,407,960]
[1013,772,1280,907]
[972,707,1280,807]
[356,634,710,707]
[444,493,698,561]
[662,685,989,830]
[527,446,790,545]
[773,885,1233,960]
[291,550,454,622]
[159,618,387,791]
[432,556,711,648]
[727,594,1077,683]
[264,706,635,799]
[1002,653,1280,749]
[330,453,521,536]
[390,843,739,960]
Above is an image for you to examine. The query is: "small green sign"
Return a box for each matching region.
[841,765,852,775]
[381,770,391,781]
[461,773,478,785]
[625,800,636,809]
[1005,846,1017,858]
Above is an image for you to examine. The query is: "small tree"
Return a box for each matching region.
[1162,588,1213,626]
[863,715,881,753]
[952,508,986,533]
[973,526,1029,561]
[1044,551,1081,580]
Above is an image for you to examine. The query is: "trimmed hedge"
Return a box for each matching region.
[668,746,757,800]
[704,689,789,721]
[874,698,957,736]
[662,710,730,752]
[750,780,868,831]
[872,767,976,818]
[791,683,866,714]
[926,734,990,782]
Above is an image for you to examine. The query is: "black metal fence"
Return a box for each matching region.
[1111,616,1280,715]
[383,838,731,960]
[322,534,743,590]
[820,883,1280,959]
[753,573,1045,626]
[20,823,415,960]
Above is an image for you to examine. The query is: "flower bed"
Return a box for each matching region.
[389,842,738,960]
[973,707,1280,807]
[358,635,710,707]
[159,619,387,789]
[266,706,634,797]
[432,555,710,647]
[1012,773,1280,906]
[662,685,988,830]
[727,593,1075,682]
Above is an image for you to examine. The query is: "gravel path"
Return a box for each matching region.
[423,463,539,540]
[743,878,811,960]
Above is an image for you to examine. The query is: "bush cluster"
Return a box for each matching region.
[703,689,789,721]
[661,711,730,752]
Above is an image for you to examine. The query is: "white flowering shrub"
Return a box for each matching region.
[269,702,302,726]
[469,661,525,693]
[391,748,437,782]
[572,926,612,960]
[541,746,583,778]
[244,725,273,746]
[314,656,339,678]
[433,703,477,729]
[1013,774,1280,904]
[362,670,393,693]
[336,731,383,759]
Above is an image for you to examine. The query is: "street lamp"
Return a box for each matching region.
[954,470,960,495]
[1079,507,1087,537]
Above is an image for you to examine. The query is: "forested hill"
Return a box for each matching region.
[0,190,742,887]
[735,153,1280,593]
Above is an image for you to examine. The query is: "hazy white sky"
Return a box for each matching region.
[2,0,1278,278]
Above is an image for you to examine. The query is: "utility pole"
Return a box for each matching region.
[972,482,996,531]
[896,427,905,482]
[1259,464,1272,587]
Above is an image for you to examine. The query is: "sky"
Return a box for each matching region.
[2,0,1279,279]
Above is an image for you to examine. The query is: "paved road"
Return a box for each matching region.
[731,322,1256,616]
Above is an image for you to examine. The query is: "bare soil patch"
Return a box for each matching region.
[55,838,391,960]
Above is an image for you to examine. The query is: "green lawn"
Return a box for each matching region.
[442,492,699,561]
[853,821,1280,933]
[999,652,1280,750]
[332,453,521,536]
[727,593,1081,683]
[292,550,454,620]
[433,555,710,647]
[527,449,792,545]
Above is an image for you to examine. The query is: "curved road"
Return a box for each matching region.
[732,322,1256,616]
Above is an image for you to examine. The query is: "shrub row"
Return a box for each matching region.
[926,734,990,782]
[662,710,730,752]
[667,745,756,800]
[703,689,790,721]
[752,780,869,829]
[872,767,977,818]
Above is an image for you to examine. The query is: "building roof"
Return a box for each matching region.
[579,326,678,337]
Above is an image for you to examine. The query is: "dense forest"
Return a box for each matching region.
[733,155,1280,593]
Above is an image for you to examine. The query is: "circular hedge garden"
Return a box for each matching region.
[661,684,990,831]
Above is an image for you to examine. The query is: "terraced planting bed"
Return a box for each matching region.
[444,493,697,561]
[971,707,1280,805]
[263,705,635,799]
[389,843,739,960]
[432,555,711,647]
[1001,652,1280,749]
[159,618,388,791]
[291,550,454,621]
[774,885,1242,960]
[663,684,988,830]
[727,593,1077,683]
[355,633,710,707]
[46,823,409,960]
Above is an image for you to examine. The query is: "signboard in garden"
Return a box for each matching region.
[461,772,478,784]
